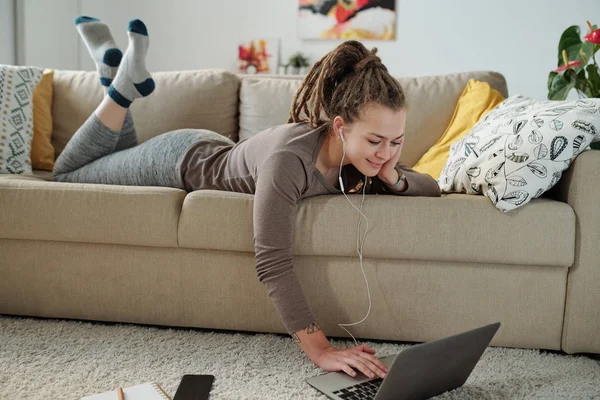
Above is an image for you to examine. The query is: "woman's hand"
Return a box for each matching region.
[314,344,389,379]
[377,145,403,186]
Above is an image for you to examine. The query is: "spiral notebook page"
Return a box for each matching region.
[81,382,171,400]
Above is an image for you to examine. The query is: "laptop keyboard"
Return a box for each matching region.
[332,377,383,399]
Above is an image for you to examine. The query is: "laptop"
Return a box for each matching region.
[306,322,501,400]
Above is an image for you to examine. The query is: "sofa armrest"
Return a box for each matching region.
[548,150,600,354]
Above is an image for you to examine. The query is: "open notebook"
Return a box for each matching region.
[81,382,171,400]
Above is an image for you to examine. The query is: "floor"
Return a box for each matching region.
[3,315,600,399]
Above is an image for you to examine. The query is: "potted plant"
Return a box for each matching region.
[288,52,310,75]
[548,21,600,150]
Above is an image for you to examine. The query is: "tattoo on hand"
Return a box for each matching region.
[291,322,322,343]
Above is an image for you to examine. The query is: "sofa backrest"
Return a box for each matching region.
[51,69,240,159]
[239,71,508,167]
[51,69,507,167]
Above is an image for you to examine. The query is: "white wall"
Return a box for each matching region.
[17,0,600,99]
[0,0,15,64]
[18,0,80,69]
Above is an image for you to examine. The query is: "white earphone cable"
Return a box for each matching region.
[336,129,372,347]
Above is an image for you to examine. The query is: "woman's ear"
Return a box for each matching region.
[332,115,345,135]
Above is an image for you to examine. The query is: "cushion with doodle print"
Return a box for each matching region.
[437,95,600,212]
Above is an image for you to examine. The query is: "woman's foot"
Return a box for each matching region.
[108,19,155,108]
[74,16,122,87]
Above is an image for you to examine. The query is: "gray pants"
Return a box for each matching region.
[53,109,233,190]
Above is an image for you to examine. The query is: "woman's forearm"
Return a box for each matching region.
[292,322,333,363]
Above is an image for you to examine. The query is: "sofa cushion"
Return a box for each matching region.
[238,71,509,167]
[0,65,44,174]
[0,176,186,247]
[412,78,505,180]
[30,69,55,171]
[439,95,600,213]
[239,76,302,142]
[177,190,575,268]
[52,69,240,159]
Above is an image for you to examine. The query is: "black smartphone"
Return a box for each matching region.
[173,374,215,400]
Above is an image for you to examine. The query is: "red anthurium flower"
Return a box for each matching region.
[584,21,600,44]
[584,29,600,44]
[554,60,581,72]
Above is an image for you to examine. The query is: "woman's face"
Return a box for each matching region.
[339,103,407,177]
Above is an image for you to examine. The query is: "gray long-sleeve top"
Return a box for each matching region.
[176,122,441,334]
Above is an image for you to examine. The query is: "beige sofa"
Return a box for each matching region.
[1,69,598,356]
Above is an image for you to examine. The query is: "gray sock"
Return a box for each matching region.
[108,19,155,108]
[74,16,122,87]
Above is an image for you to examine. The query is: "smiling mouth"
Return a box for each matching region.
[367,159,382,168]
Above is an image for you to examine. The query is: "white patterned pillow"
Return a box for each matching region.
[438,95,600,213]
[0,65,44,174]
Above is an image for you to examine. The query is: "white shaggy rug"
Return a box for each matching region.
[1,315,600,399]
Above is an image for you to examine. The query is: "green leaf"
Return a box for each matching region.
[548,71,558,91]
[591,141,600,151]
[581,41,594,63]
[574,69,593,97]
[583,24,599,54]
[548,71,576,100]
[558,26,583,67]
[580,25,598,62]
[587,64,600,97]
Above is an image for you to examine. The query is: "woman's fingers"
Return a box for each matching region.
[359,344,376,354]
[342,356,379,379]
[341,364,358,377]
[326,345,388,379]
[356,345,387,373]
[354,350,389,376]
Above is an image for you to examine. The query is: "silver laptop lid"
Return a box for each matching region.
[375,322,501,400]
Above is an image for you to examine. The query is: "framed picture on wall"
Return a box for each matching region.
[297,0,396,40]
[238,38,280,74]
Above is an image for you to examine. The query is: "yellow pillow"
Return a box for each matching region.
[412,79,505,180]
[30,69,54,171]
